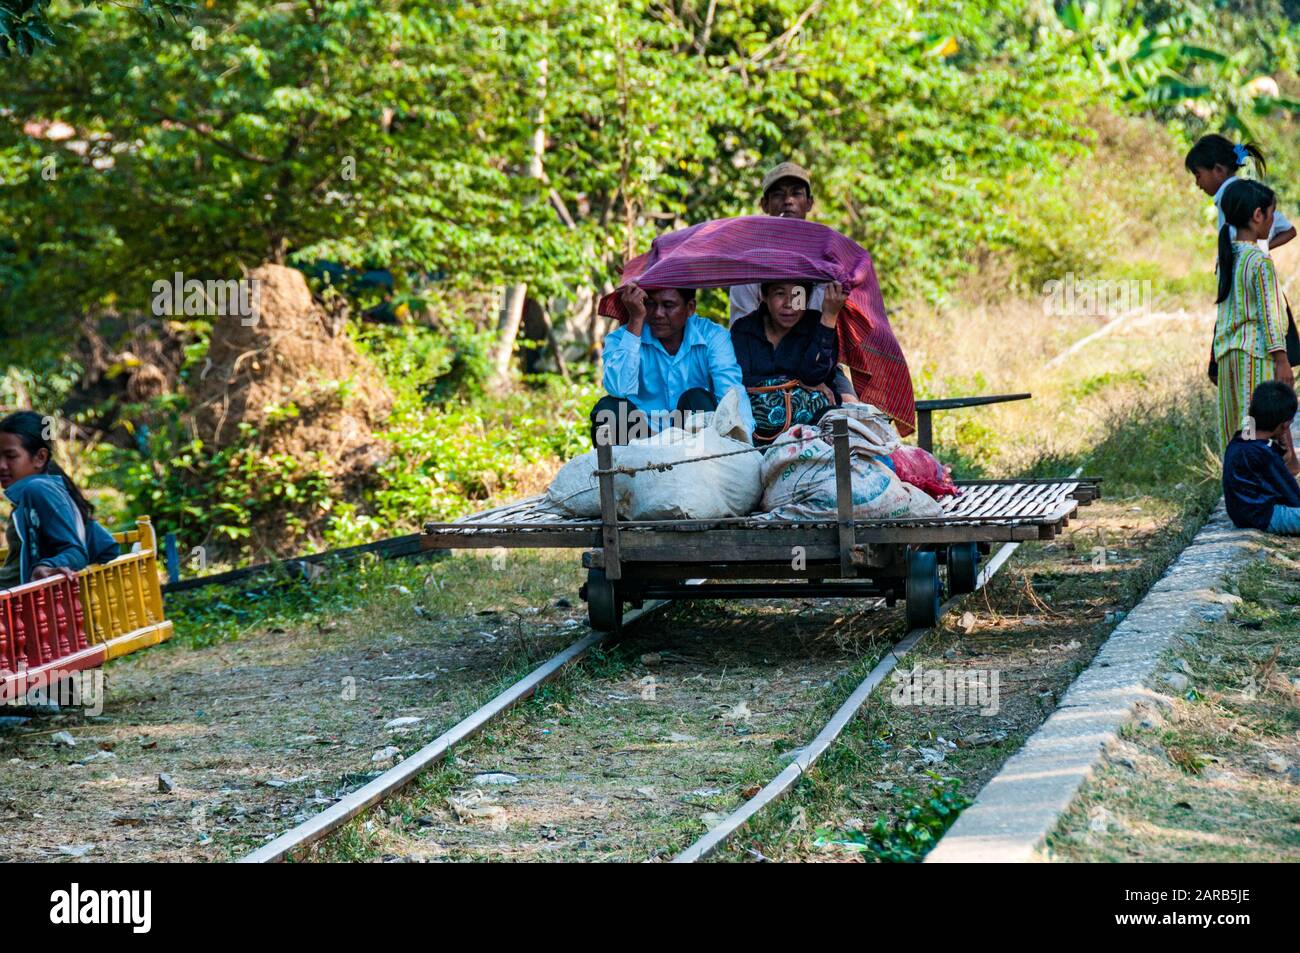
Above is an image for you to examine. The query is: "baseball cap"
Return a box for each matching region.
[760,161,813,196]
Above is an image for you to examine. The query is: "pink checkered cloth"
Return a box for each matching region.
[597,215,915,435]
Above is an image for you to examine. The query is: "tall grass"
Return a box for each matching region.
[1020,368,1221,504]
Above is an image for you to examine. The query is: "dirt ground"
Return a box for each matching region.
[710,495,1206,861]
[0,551,588,861]
[0,490,1211,863]
[293,494,1208,863]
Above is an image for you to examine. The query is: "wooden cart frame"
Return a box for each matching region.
[422,402,1099,632]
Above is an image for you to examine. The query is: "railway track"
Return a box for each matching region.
[238,590,693,863]
[240,533,1027,863]
[672,540,1021,862]
[669,465,1085,862]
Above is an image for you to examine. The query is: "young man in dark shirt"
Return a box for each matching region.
[1222,380,1300,533]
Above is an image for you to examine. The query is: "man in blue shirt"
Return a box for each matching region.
[1223,380,1300,533]
[592,284,753,445]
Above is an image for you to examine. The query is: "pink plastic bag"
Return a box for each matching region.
[888,446,959,499]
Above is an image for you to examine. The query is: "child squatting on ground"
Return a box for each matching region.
[1223,380,1300,535]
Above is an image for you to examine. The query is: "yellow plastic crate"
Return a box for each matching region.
[80,516,173,657]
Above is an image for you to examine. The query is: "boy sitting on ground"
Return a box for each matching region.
[1223,380,1300,534]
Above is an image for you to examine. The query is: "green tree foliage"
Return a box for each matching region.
[1,0,1254,555]
[1,0,1102,343]
[0,0,189,57]
[1057,0,1300,140]
[2,1,587,338]
[777,0,1098,293]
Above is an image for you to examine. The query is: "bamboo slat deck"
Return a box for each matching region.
[420,423,1101,629]
[422,409,1098,630]
[422,477,1100,552]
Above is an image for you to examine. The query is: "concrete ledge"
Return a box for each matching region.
[925,501,1263,863]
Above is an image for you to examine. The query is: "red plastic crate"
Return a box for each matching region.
[0,574,105,703]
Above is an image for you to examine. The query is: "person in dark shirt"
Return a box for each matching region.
[731,280,857,442]
[1222,380,1300,533]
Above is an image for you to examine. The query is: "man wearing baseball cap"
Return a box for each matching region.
[728,161,825,323]
[729,161,856,403]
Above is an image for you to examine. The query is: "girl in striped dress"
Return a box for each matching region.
[1215,179,1295,451]
[1185,135,1298,385]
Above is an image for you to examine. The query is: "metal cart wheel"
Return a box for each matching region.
[582,567,623,632]
[946,542,980,595]
[905,549,942,631]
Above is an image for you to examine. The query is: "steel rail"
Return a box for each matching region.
[669,466,1083,863]
[238,591,691,863]
[670,541,1020,862]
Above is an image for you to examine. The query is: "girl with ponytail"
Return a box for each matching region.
[1186,134,1298,249]
[1187,135,1300,387]
[0,411,118,588]
[1213,180,1295,452]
